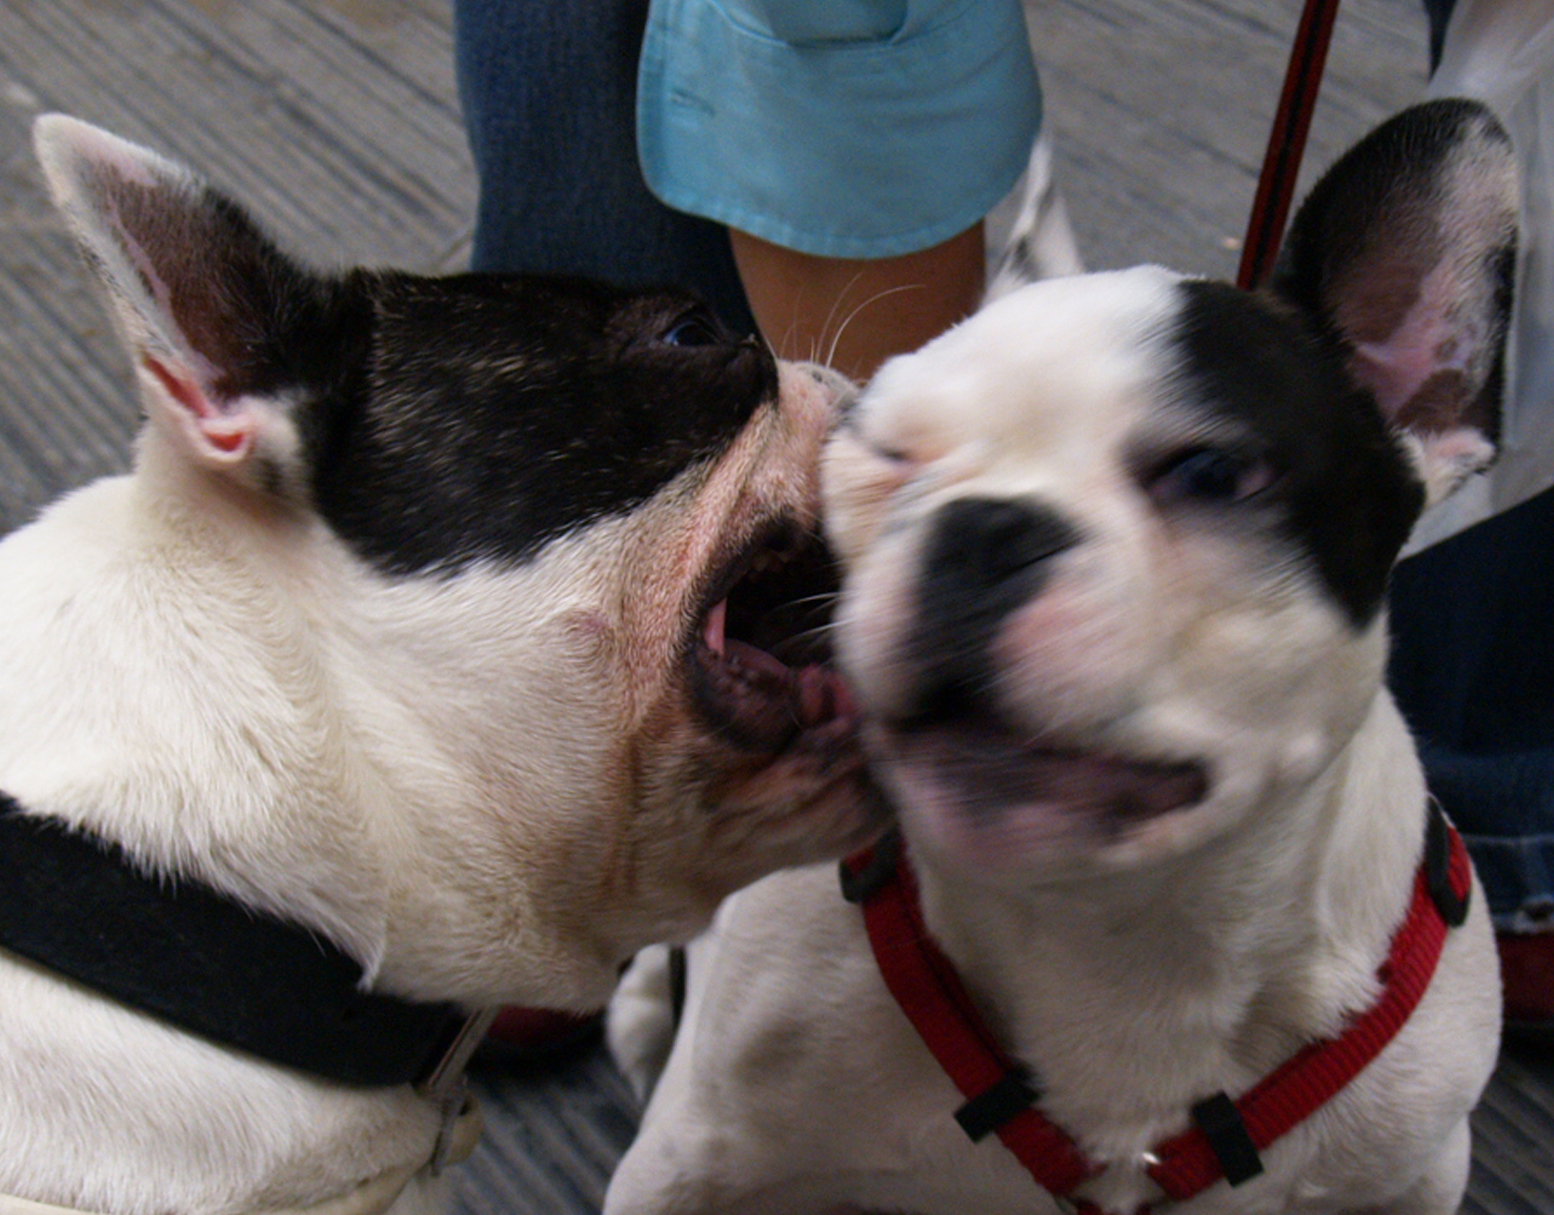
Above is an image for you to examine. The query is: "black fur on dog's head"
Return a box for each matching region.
[309,271,780,574]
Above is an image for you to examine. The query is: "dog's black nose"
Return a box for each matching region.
[907,497,1078,719]
[922,496,1077,611]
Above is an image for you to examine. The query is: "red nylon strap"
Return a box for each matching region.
[845,839,1099,1197]
[1237,0,1343,289]
[844,817,1470,1212]
[1145,819,1472,1201]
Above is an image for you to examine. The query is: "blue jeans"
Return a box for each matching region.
[1390,485,1554,932]
[453,0,755,333]
[1391,0,1554,935]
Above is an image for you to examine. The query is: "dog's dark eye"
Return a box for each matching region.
[659,311,726,349]
[1147,445,1275,506]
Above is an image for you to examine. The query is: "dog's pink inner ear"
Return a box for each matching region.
[1338,254,1480,429]
[143,354,254,463]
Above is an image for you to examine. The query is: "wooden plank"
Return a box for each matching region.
[1028,0,1428,278]
[0,0,477,528]
[1466,1043,1554,1215]
[0,0,473,265]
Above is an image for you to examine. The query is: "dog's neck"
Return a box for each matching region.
[0,441,630,1008]
[0,442,589,1211]
[906,688,1427,1161]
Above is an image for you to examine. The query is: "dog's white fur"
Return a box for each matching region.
[606,104,1513,1215]
[0,118,876,1215]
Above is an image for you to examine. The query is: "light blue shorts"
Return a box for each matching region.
[637,0,1043,259]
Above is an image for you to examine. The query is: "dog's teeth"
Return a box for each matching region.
[705,599,728,657]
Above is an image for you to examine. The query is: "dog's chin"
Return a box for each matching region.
[869,714,1210,874]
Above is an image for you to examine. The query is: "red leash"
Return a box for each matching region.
[840,803,1471,1214]
[1237,0,1345,289]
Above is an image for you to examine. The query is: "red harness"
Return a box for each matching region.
[839,803,1472,1215]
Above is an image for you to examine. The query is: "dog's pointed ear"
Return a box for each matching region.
[32,114,337,488]
[1269,99,1518,508]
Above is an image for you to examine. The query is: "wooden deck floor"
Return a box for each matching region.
[0,1,1548,1211]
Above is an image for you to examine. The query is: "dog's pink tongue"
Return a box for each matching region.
[708,641,856,749]
[796,663,857,727]
[704,599,729,656]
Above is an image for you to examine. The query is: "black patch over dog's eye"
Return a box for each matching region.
[309,274,779,574]
[1146,445,1276,506]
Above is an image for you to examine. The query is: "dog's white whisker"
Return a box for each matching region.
[782,590,840,610]
[826,283,928,370]
[816,270,870,370]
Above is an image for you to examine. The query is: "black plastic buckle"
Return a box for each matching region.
[955,1067,1041,1142]
[1190,1091,1264,1187]
[839,828,902,905]
[1425,800,1470,928]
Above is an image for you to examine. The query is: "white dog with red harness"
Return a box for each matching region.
[606,99,1514,1215]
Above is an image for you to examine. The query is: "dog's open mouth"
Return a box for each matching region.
[880,713,1208,837]
[691,521,857,752]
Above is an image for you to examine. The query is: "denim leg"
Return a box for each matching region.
[453,0,755,333]
[1389,484,1554,932]
[1404,0,1554,935]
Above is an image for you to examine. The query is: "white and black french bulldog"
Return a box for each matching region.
[0,117,881,1215]
[606,99,1515,1215]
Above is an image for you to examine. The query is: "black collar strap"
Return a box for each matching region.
[0,792,470,1088]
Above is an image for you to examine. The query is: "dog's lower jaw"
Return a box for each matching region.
[859,611,1401,889]
[867,719,1209,874]
[587,736,890,967]
[704,749,891,890]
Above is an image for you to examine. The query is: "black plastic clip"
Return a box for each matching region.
[839,829,902,905]
[1190,1092,1263,1187]
[1425,800,1470,928]
[955,1067,1041,1142]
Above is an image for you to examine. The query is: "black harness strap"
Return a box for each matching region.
[0,793,467,1088]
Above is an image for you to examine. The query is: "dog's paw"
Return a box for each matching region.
[607,944,680,1104]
